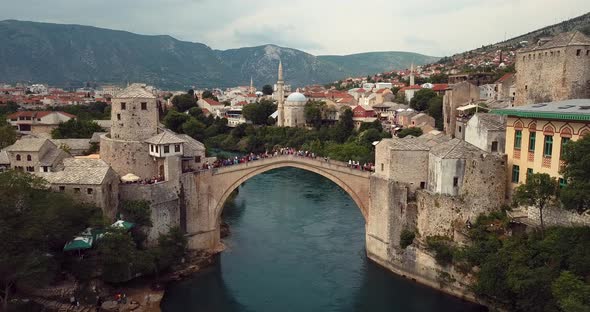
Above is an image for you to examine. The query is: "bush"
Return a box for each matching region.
[426,236,455,266]
[400,229,416,249]
[119,200,152,227]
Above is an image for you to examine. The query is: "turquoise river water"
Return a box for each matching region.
[161,168,485,312]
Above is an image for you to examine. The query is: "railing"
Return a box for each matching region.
[205,155,373,178]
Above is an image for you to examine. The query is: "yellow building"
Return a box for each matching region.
[494,99,590,195]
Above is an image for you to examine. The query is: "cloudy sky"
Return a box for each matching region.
[1,0,589,56]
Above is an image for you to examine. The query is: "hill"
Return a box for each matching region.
[0,20,438,89]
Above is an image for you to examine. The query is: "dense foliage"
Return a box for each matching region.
[52,102,110,120]
[51,119,105,139]
[424,211,590,312]
[397,127,423,138]
[242,100,276,125]
[513,173,560,234]
[399,229,416,249]
[0,171,104,310]
[172,93,198,112]
[560,135,590,213]
[410,89,437,111]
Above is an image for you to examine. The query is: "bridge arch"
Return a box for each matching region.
[213,161,369,222]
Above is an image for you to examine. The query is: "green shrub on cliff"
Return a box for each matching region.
[400,229,416,249]
[425,236,455,266]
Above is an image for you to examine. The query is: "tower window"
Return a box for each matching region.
[141,102,147,110]
[453,177,459,187]
[491,141,498,152]
[16,154,21,161]
[121,102,126,110]
[576,49,581,56]
[117,114,121,121]
[74,188,80,193]
[525,85,528,91]
[59,186,65,192]
[87,188,93,195]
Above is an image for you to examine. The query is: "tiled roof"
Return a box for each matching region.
[90,132,108,143]
[493,99,590,121]
[4,138,49,152]
[429,138,482,159]
[521,31,590,52]
[37,159,111,185]
[432,84,449,91]
[384,137,431,151]
[39,148,70,166]
[495,73,514,83]
[203,98,222,106]
[145,131,186,145]
[176,134,205,157]
[51,139,91,151]
[473,113,505,131]
[7,111,75,119]
[115,85,156,99]
[93,120,112,129]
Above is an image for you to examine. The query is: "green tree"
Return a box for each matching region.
[513,173,559,234]
[163,110,190,133]
[332,107,354,143]
[0,171,102,309]
[242,100,276,125]
[119,200,152,227]
[0,122,17,149]
[182,118,207,140]
[398,127,423,138]
[552,271,590,312]
[427,95,444,130]
[560,135,590,214]
[51,119,105,139]
[97,230,137,283]
[394,91,406,104]
[201,90,218,101]
[262,84,274,95]
[410,89,437,111]
[304,101,324,129]
[153,227,187,273]
[171,94,197,112]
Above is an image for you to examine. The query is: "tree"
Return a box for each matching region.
[0,171,102,310]
[398,127,423,138]
[97,230,138,283]
[51,120,105,139]
[427,96,444,130]
[552,271,590,312]
[0,122,16,149]
[560,135,590,214]
[242,100,276,125]
[332,107,354,143]
[119,200,152,227]
[513,173,559,234]
[182,118,207,140]
[304,101,324,129]
[394,91,406,104]
[262,84,274,95]
[153,227,187,272]
[171,94,197,112]
[410,89,437,111]
[163,110,190,133]
[201,90,218,101]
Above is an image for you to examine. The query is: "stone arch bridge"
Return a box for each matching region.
[185,155,372,249]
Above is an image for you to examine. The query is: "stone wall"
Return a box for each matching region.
[525,205,590,227]
[119,180,181,245]
[514,45,590,106]
[100,135,158,179]
[443,82,480,137]
[110,97,158,141]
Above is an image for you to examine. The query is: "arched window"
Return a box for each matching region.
[27,155,32,161]
[16,154,21,161]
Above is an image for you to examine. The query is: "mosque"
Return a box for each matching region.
[276,61,307,127]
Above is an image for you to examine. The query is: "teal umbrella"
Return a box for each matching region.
[63,236,93,251]
[110,220,135,230]
[80,227,106,241]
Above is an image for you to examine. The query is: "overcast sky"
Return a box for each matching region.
[1,0,589,56]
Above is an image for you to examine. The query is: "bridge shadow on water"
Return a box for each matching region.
[162,168,486,312]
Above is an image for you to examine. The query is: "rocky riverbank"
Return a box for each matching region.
[18,249,221,312]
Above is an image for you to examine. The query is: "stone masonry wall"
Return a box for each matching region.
[100,135,157,179]
[526,205,590,227]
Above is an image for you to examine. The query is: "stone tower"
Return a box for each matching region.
[514,31,590,106]
[410,62,415,86]
[277,61,285,127]
[110,84,158,141]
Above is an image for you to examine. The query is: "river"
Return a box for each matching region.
[161,168,485,312]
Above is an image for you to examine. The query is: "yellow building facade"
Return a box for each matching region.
[495,100,590,195]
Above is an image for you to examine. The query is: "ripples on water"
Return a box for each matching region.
[161,168,486,312]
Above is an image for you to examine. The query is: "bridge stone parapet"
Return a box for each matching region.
[186,155,371,249]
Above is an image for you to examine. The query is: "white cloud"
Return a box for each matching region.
[0,0,588,56]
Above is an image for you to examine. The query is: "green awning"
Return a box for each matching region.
[80,227,106,241]
[110,220,135,230]
[63,236,93,251]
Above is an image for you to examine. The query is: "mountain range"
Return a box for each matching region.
[0,20,439,89]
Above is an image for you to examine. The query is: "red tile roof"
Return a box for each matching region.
[399,85,422,92]
[496,73,514,83]
[7,111,76,119]
[203,98,222,106]
[432,84,449,92]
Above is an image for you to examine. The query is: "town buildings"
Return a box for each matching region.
[494,99,590,192]
[7,111,75,136]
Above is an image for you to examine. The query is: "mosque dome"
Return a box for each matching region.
[286,92,307,104]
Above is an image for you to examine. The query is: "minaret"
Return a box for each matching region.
[249,76,254,94]
[410,62,415,86]
[277,61,285,127]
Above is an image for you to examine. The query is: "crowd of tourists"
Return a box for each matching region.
[200,147,374,172]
